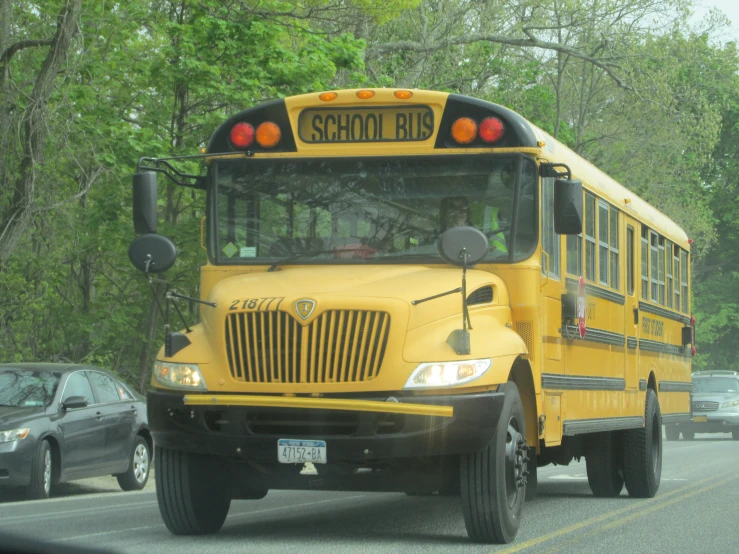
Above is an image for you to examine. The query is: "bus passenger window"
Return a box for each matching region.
[658,237,666,305]
[585,194,596,282]
[609,206,619,290]
[598,201,609,285]
[541,177,560,279]
[641,228,649,300]
[666,241,673,308]
[674,245,681,309]
[566,234,582,276]
[627,226,634,295]
[681,250,689,312]
[650,232,659,302]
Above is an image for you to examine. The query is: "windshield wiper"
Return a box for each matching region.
[267,250,337,272]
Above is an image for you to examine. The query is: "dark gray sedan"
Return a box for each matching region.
[0,363,151,500]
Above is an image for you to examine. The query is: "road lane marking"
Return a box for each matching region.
[501,468,737,553]
[0,500,158,524]
[55,494,366,542]
[540,472,739,553]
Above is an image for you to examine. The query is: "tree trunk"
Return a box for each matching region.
[0,0,83,262]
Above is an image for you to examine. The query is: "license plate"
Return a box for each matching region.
[693,416,708,422]
[298,105,434,143]
[277,439,327,464]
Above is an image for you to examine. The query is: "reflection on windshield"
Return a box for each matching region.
[214,156,537,264]
[693,377,739,393]
[0,369,60,407]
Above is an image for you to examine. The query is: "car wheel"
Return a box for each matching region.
[155,446,231,535]
[586,432,624,497]
[732,430,739,441]
[665,425,680,441]
[623,389,662,498]
[27,440,52,500]
[682,430,695,441]
[460,381,528,544]
[117,436,151,491]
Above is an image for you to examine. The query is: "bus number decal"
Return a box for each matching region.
[228,297,285,311]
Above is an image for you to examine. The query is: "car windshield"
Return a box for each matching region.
[0,368,61,407]
[213,155,538,264]
[692,377,739,393]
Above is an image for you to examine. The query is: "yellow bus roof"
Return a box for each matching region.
[529,124,689,249]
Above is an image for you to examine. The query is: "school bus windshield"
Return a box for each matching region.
[213,155,538,264]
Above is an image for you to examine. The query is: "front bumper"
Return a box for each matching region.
[148,389,505,463]
[675,411,739,433]
[0,439,35,488]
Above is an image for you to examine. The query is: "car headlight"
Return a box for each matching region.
[721,400,739,408]
[0,428,30,443]
[404,359,491,389]
[154,362,206,390]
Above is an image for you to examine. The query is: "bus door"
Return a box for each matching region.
[624,218,640,390]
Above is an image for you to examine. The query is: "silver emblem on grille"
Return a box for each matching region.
[699,404,706,409]
[295,299,316,321]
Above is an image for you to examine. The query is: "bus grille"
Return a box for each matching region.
[225,310,390,383]
[692,401,719,412]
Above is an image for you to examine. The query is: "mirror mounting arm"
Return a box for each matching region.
[540,162,572,180]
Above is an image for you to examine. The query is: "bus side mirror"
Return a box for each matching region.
[133,172,159,234]
[553,178,583,235]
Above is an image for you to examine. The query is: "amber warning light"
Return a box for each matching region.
[451,116,506,145]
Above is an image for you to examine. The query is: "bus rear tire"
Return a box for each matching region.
[585,432,624,497]
[682,430,695,441]
[524,449,538,502]
[664,425,680,441]
[155,446,231,535]
[623,389,662,498]
[460,382,527,544]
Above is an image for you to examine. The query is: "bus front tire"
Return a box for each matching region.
[155,446,231,535]
[664,425,680,441]
[585,432,624,497]
[682,430,695,441]
[460,381,527,544]
[623,389,662,498]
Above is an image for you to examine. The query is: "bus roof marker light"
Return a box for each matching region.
[356,90,375,99]
[256,122,281,148]
[319,92,337,101]
[688,239,694,245]
[230,122,255,148]
[479,117,505,143]
[451,117,477,144]
[394,90,413,99]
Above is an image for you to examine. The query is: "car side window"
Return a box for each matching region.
[88,371,123,404]
[116,381,134,401]
[63,372,95,404]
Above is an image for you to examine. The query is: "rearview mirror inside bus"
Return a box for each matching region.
[133,171,159,234]
[553,178,583,235]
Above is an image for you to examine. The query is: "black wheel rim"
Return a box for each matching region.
[504,416,527,509]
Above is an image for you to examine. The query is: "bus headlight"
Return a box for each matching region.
[404,359,491,389]
[721,400,739,408]
[154,362,207,390]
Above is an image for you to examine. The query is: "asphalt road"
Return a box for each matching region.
[1,433,738,554]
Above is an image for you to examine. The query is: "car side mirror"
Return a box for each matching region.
[133,172,159,234]
[553,178,583,235]
[62,396,88,410]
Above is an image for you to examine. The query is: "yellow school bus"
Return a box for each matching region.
[128,89,694,544]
